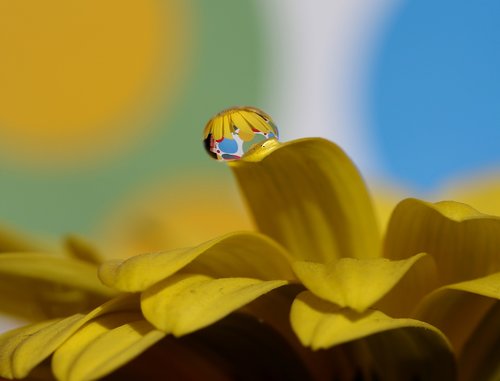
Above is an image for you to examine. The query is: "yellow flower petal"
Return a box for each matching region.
[52,313,165,381]
[414,272,500,353]
[230,138,380,262]
[99,232,293,292]
[0,294,139,379]
[213,116,223,140]
[141,273,287,336]
[440,172,500,217]
[64,235,103,265]
[0,274,113,320]
[231,112,255,140]
[0,318,69,379]
[458,301,500,381]
[445,272,500,299]
[98,247,187,292]
[384,198,500,284]
[0,253,115,297]
[183,233,295,280]
[292,253,429,312]
[0,225,45,252]
[0,276,58,320]
[290,291,447,348]
[290,291,456,381]
[290,292,455,379]
[374,253,439,317]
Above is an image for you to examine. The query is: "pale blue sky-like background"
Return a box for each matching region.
[370,0,500,191]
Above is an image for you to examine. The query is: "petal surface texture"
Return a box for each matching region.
[414,272,500,353]
[292,253,429,312]
[99,232,294,292]
[141,273,287,336]
[384,198,500,284]
[290,292,456,380]
[52,313,164,381]
[0,294,139,379]
[459,300,500,381]
[230,138,380,262]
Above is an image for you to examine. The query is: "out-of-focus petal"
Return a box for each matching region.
[290,292,456,380]
[370,184,409,234]
[384,198,500,284]
[0,225,45,253]
[375,253,439,317]
[52,313,165,381]
[440,173,500,217]
[176,313,315,381]
[0,318,70,379]
[443,272,500,299]
[104,313,315,381]
[0,294,139,379]
[99,232,294,292]
[64,235,104,265]
[414,272,500,353]
[141,273,287,336]
[230,138,380,262]
[290,292,447,349]
[0,253,115,298]
[458,301,500,381]
[292,253,428,313]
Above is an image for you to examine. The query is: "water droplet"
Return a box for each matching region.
[203,106,279,161]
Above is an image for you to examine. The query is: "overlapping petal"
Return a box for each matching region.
[374,253,439,317]
[230,138,380,262]
[99,231,295,293]
[0,253,115,320]
[290,292,456,380]
[2,130,496,380]
[0,318,71,379]
[0,253,113,297]
[292,253,429,312]
[384,198,500,284]
[141,273,287,336]
[52,313,164,381]
[64,235,104,265]
[414,272,500,352]
[458,301,500,381]
[0,294,139,379]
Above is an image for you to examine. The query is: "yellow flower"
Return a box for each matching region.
[230,135,500,381]
[0,231,293,381]
[0,232,115,323]
[0,107,499,380]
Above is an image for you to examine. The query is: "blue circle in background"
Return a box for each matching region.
[369,0,500,191]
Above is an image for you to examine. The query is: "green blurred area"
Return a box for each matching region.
[0,0,265,240]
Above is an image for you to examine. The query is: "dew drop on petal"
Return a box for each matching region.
[203,107,279,161]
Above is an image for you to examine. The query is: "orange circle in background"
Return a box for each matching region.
[0,0,188,168]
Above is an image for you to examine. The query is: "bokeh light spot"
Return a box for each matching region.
[0,0,188,168]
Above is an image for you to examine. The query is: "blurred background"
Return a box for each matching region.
[0,0,499,254]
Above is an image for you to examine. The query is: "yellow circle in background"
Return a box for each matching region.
[0,0,188,168]
[99,176,253,258]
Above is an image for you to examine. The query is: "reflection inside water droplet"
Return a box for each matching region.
[203,107,279,161]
